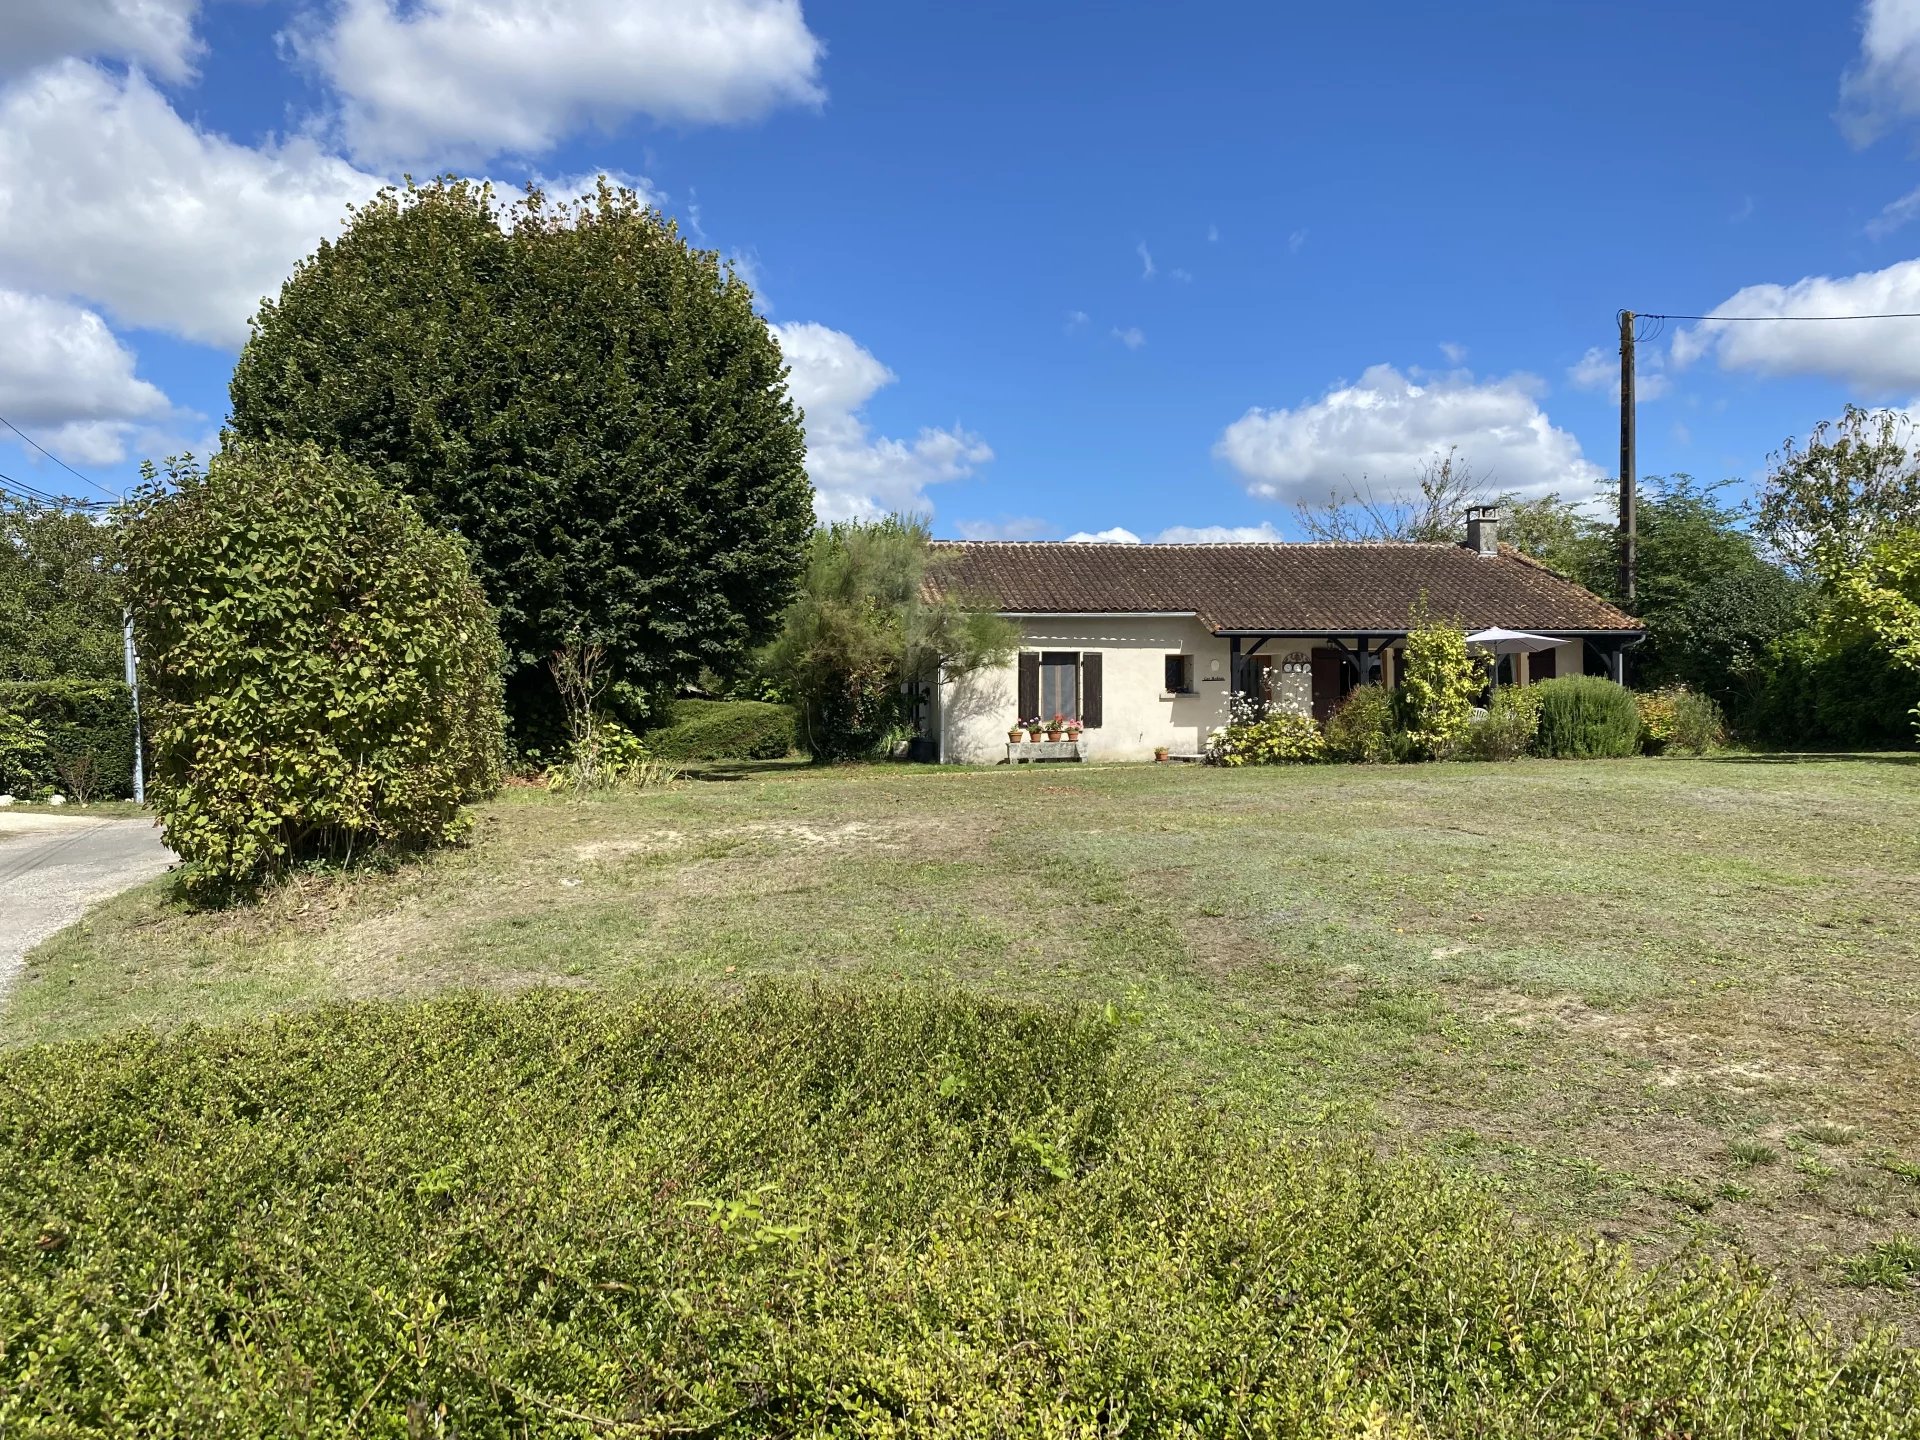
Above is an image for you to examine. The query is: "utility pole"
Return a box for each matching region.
[1617,309,1637,607]
[123,608,144,805]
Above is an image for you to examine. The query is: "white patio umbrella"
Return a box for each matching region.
[1464,628,1562,688]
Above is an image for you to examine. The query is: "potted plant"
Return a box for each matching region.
[1154,745,1170,762]
[1046,713,1066,742]
[1063,718,1084,744]
[1008,720,1025,743]
[1026,717,1046,741]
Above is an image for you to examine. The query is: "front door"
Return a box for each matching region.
[1310,647,1350,722]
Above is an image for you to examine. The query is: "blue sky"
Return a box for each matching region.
[6,1,1920,542]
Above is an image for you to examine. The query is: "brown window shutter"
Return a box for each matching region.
[1081,652,1103,729]
[1018,651,1039,718]
[1529,648,1557,682]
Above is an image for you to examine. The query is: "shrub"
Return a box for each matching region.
[1746,625,1920,749]
[1323,683,1409,764]
[647,698,797,762]
[122,445,506,896]
[1399,601,1486,759]
[0,680,137,800]
[1637,684,1728,755]
[545,720,680,793]
[1464,685,1541,761]
[1,985,1915,1436]
[1204,707,1325,765]
[1533,675,1642,758]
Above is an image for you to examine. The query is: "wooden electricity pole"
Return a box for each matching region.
[1617,309,1637,607]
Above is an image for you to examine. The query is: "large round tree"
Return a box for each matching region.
[229,178,813,736]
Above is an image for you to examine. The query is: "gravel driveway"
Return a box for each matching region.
[0,811,174,1008]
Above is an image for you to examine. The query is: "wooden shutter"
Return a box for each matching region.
[1081,652,1103,729]
[1017,651,1039,719]
[1529,647,1557,682]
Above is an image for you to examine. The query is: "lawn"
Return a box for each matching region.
[12,754,1920,1337]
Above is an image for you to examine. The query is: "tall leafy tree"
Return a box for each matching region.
[0,498,123,682]
[229,178,813,736]
[1757,406,1920,579]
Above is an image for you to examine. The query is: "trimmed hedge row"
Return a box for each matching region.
[2,986,1914,1436]
[646,698,795,761]
[0,679,136,800]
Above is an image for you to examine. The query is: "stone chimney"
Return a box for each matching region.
[1465,504,1499,557]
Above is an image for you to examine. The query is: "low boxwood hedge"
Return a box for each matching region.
[645,698,795,761]
[0,678,137,800]
[2,986,1913,1436]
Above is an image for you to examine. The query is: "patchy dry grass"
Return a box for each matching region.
[11,753,1920,1336]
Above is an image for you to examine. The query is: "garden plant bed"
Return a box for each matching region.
[10,754,1920,1344]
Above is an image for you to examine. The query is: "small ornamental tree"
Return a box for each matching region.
[123,444,505,896]
[763,517,1016,761]
[1829,527,1920,739]
[1399,599,1485,759]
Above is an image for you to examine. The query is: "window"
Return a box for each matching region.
[1164,654,1194,694]
[1040,651,1079,720]
[1019,651,1101,728]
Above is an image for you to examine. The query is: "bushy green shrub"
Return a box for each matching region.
[0,679,137,800]
[1746,625,1920,749]
[646,698,796,761]
[1204,708,1325,765]
[1399,602,1486,759]
[1464,685,1541,761]
[1637,684,1728,755]
[1533,675,1642,758]
[122,445,506,896]
[1322,683,1409,763]
[544,719,680,793]
[2,986,1914,1436]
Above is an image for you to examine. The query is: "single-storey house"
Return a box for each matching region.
[920,507,1643,763]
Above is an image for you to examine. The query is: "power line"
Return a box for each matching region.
[1639,310,1920,322]
[0,468,110,511]
[0,410,121,503]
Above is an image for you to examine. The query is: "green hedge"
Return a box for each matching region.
[646,698,795,761]
[0,679,136,800]
[1532,675,1643,758]
[2,986,1913,1436]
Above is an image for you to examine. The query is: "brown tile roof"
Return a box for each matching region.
[930,540,1641,634]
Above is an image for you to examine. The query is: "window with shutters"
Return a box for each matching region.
[1019,650,1102,728]
[1164,654,1194,694]
[1039,651,1079,721]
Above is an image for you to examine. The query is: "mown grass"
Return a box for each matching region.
[11,755,1920,1339]
[5,986,1917,1436]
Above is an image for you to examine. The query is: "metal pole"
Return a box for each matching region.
[123,607,144,805]
[1618,309,1637,608]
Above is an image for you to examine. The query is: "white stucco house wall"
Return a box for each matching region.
[920,509,1644,765]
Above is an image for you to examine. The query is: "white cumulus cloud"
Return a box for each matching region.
[1063,527,1142,544]
[1568,344,1667,400]
[2,0,203,82]
[953,516,1053,541]
[0,62,386,348]
[1841,0,1920,144]
[1153,523,1286,543]
[1668,259,1920,393]
[0,289,173,467]
[772,322,992,522]
[1111,326,1146,350]
[300,0,826,167]
[1215,364,1600,504]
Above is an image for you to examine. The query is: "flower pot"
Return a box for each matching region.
[1154,748,1170,762]
[1046,731,1062,742]
[1008,730,1023,743]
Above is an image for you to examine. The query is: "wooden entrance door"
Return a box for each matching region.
[1310,647,1350,722]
